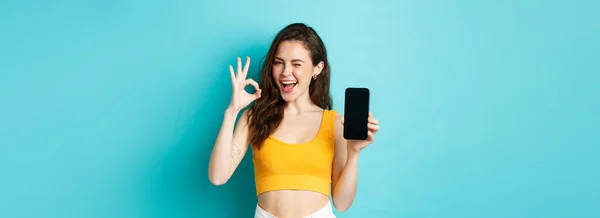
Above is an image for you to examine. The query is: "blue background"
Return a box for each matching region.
[1,0,598,217]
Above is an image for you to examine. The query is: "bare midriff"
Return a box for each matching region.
[257,190,330,217]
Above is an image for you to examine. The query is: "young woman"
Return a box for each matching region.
[208,23,380,218]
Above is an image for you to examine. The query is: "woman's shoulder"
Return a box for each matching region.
[322,109,342,129]
[324,109,341,118]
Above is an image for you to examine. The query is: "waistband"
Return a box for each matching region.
[254,201,336,218]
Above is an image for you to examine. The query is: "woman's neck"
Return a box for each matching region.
[283,97,321,115]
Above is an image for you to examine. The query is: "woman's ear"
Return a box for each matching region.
[312,61,325,77]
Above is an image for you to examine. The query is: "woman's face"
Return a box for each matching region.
[272,40,323,102]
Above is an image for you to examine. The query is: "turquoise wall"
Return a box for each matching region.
[1,0,598,217]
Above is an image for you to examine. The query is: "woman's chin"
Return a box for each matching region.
[280,93,297,102]
[279,86,297,102]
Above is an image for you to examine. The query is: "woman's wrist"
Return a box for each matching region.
[347,149,361,160]
[224,106,240,118]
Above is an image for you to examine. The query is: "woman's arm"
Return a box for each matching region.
[331,113,379,212]
[208,56,260,186]
[208,107,252,186]
[331,114,358,212]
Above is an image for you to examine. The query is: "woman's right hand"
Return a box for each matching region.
[228,56,261,112]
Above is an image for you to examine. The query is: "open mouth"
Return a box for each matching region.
[280,80,297,93]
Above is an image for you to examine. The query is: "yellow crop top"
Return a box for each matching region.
[252,109,336,198]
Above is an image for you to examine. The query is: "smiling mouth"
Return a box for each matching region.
[280,80,297,93]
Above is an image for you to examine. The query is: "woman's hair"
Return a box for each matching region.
[247,23,333,149]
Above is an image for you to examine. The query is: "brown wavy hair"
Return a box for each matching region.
[247,23,333,149]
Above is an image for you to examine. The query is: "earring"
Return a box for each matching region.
[312,75,317,80]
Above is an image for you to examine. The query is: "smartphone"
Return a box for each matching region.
[343,87,370,140]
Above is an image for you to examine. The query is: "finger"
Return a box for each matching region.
[368,123,379,132]
[237,57,242,75]
[368,117,379,125]
[367,131,375,142]
[229,65,236,82]
[246,78,260,92]
[243,56,250,76]
[340,117,344,125]
[254,89,262,99]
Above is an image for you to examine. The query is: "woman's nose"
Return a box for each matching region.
[282,66,293,76]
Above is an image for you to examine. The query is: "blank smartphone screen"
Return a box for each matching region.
[343,88,370,140]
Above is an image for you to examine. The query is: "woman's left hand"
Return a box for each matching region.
[341,113,380,153]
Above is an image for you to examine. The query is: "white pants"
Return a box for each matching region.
[254,201,336,218]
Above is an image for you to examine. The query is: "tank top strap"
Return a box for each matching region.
[317,109,337,142]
